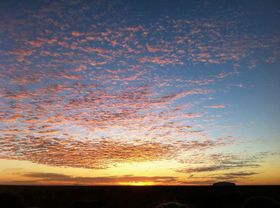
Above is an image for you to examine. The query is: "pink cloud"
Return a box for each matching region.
[205,105,225,109]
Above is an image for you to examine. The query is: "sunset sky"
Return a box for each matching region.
[0,0,279,185]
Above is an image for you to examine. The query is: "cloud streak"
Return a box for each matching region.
[21,172,180,185]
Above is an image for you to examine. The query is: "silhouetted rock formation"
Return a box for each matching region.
[212,181,236,186]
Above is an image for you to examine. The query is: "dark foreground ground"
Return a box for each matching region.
[0,185,279,208]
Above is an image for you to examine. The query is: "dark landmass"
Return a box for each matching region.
[213,182,236,186]
[0,185,279,208]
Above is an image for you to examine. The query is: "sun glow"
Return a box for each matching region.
[118,181,155,186]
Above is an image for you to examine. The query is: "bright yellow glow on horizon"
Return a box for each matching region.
[118,181,155,186]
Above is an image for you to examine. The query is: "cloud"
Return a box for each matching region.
[178,164,258,173]
[223,171,258,178]
[211,171,259,181]
[63,74,81,80]
[146,44,160,53]
[71,31,83,37]
[177,152,268,175]
[0,134,231,169]
[205,105,225,109]
[21,172,180,185]
[182,171,259,184]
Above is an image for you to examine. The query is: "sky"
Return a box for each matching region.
[0,0,279,186]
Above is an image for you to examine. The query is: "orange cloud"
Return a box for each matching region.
[20,172,181,185]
